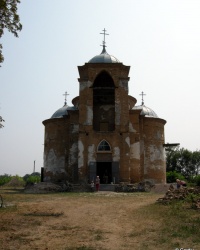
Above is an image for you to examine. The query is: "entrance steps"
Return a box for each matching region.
[99,184,116,191]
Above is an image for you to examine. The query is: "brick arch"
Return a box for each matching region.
[93,71,115,132]
[93,70,115,88]
[97,139,111,152]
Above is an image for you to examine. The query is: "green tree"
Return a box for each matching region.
[0,0,22,65]
[166,146,181,172]
[0,115,4,128]
[192,150,200,175]
[0,174,12,185]
[166,147,200,179]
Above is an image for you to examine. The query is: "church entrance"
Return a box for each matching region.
[88,161,119,184]
[96,162,112,184]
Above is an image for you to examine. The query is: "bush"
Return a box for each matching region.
[26,175,40,184]
[192,175,200,186]
[166,171,185,183]
[23,172,41,184]
[0,174,12,186]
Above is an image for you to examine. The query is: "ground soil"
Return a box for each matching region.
[0,189,170,250]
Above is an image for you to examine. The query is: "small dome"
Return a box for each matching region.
[88,47,120,63]
[51,105,78,118]
[132,104,158,118]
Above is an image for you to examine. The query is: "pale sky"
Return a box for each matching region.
[1,0,200,176]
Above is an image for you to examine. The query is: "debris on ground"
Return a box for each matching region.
[24,181,90,193]
[24,182,63,193]
[157,184,200,209]
[4,177,25,187]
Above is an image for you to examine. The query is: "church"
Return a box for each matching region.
[42,30,167,185]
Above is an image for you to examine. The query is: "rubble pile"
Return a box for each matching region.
[157,184,200,209]
[4,177,25,187]
[24,182,90,193]
[24,182,63,193]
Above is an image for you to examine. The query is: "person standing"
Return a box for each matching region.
[95,176,100,191]
[90,181,94,192]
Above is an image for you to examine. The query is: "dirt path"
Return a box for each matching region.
[0,192,162,250]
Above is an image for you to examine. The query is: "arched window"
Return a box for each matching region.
[93,71,115,131]
[98,140,111,151]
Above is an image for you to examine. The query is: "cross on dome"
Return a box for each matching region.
[100,28,109,53]
[63,91,69,106]
[140,91,146,105]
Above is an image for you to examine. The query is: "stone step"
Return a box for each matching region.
[99,184,116,191]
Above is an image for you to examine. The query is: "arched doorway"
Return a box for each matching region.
[96,140,112,184]
[88,140,119,184]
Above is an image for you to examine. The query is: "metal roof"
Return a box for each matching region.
[132,104,158,118]
[51,105,78,118]
[88,47,120,63]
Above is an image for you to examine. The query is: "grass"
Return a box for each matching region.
[136,200,200,249]
[0,187,199,250]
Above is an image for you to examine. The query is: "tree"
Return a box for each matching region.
[166,147,200,179]
[192,150,200,175]
[0,0,22,65]
[0,115,4,128]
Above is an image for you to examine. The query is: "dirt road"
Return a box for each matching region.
[0,191,162,250]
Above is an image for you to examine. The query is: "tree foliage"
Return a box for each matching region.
[166,171,185,183]
[0,174,12,185]
[0,115,4,128]
[0,0,22,65]
[166,147,200,179]
[23,172,41,184]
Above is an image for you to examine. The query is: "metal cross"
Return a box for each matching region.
[63,91,69,105]
[139,91,146,105]
[100,28,109,47]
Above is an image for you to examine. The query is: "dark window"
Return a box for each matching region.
[98,140,111,151]
[93,71,115,131]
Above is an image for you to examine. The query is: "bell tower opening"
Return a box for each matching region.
[93,71,115,131]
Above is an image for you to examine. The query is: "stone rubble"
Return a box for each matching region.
[157,184,200,209]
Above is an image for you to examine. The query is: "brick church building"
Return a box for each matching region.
[42,30,167,185]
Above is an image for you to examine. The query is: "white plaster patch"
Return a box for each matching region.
[129,122,136,132]
[78,140,84,169]
[130,142,140,159]
[155,130,162,139]
[71,124,79,133]
[125,137,130,147]
[80,81,92,91]
[69,143,78,165]
[44,149,65,174]
[149,145,165,162]
[113,147,120,161]
[85,106,93,125]
[88,144,95,165]
[119,80,128,91]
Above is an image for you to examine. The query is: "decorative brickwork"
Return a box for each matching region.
[42,50,167,185]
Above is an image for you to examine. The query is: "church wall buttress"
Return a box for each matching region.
[43,119,69,182]
[129,111,142,183]
[143,118,166,184]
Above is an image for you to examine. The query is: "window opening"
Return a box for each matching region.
[98,140,111,151]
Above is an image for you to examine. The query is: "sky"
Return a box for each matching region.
[1,0,200,176]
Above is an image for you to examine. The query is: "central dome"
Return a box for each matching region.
[88,47,120,63]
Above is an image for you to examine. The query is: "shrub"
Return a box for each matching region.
[192,175,200,186]
[0,174,12,186]
[26,175,40,184]
[166,171,185,183]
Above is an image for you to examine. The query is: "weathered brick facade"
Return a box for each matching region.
[42,48,166,184]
